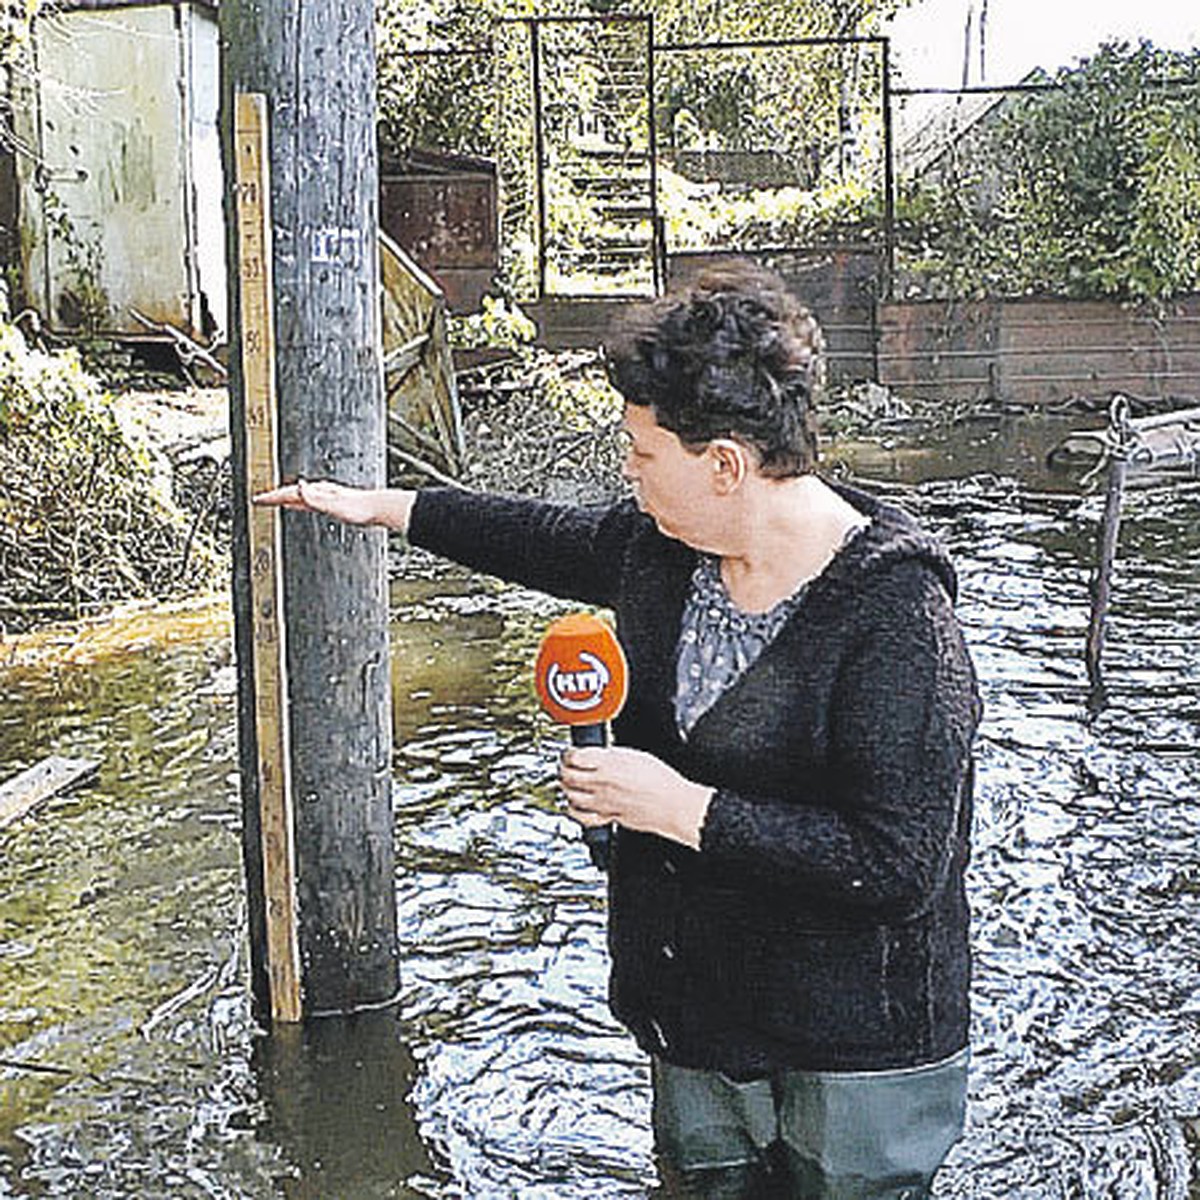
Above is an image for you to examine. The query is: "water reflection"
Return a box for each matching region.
[253,1012,433,1198]
[1,419,1198,1196]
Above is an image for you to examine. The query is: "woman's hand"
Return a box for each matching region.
[559,746,713,850]
[253,480,416,532]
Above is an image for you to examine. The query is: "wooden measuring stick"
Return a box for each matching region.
[234,92,302,1024]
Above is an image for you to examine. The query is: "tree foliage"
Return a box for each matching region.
[1,0,38,66]
[899,41,1200,301]
[376,0,912,162]
[2,0,41,162]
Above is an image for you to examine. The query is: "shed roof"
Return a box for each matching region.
[54,0,216,11]
[896,90,1008,178]
[380,148,496,178]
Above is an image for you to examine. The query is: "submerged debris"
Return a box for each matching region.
[825,380,919,431]
[0,755,100,829]
[1047,398,1200,479]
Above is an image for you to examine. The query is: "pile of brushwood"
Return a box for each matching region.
[451,346,627,504]
[442,348,922,503]
[441,347,905,505]
[0,314,223,633]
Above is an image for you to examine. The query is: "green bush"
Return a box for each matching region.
[899,42,1200,301]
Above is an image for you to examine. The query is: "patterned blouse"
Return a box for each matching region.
[674,528,866,739]
[673,555,811,738]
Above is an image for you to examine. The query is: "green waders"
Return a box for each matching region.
[652,1048,968,1200]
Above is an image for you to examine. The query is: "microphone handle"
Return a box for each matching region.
[570,723,612,870]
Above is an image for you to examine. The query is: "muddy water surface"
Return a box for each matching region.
[2,414,1199,1198]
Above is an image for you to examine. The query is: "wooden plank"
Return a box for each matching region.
[877,296,1200,405]
[382,332,431,380]
[380,230,465,474]
[234,91,303,1025]
[0,756,99,829]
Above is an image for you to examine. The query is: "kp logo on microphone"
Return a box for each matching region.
[545,652,612,712]
[535,613,628,726]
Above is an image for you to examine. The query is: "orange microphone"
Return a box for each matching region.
[535,613,629,869]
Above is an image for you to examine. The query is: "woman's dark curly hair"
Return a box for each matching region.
[604,259,824,477]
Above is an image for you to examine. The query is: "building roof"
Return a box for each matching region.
[55,0,217,12]
[895,90,1009,178]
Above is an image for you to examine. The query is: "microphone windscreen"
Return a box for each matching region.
[535,613,628,726]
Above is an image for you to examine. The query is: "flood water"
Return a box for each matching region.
[2,413,1199,1198]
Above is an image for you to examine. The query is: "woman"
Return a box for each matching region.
[257,260,981,1198]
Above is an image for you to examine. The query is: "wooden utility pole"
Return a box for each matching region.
[222,0,398,1020]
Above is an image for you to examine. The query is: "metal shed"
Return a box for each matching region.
[10,0,224,341]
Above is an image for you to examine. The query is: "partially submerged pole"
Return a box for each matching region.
[222,0,398,1019]
[1085,395,1132,700]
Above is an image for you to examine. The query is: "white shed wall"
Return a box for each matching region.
[18,4,222,339]
[184,2,226,338]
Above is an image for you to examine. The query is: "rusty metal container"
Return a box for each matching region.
[379,150,498,314]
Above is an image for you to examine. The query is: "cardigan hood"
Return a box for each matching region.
[819,480,960,607]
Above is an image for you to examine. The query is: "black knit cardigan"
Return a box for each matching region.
[409,481,982,1078]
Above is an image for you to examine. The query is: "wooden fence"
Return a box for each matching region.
[877,296,1200,407]
[528,286,1200,409]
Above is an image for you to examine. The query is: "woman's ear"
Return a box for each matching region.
[708,439,749,494]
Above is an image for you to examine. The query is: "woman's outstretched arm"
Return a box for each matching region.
[253,480,416,532]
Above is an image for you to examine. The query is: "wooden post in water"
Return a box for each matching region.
[1085,395,1132,701]
[222,0,398,1020]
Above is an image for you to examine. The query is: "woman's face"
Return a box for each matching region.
[621,403,721,546]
